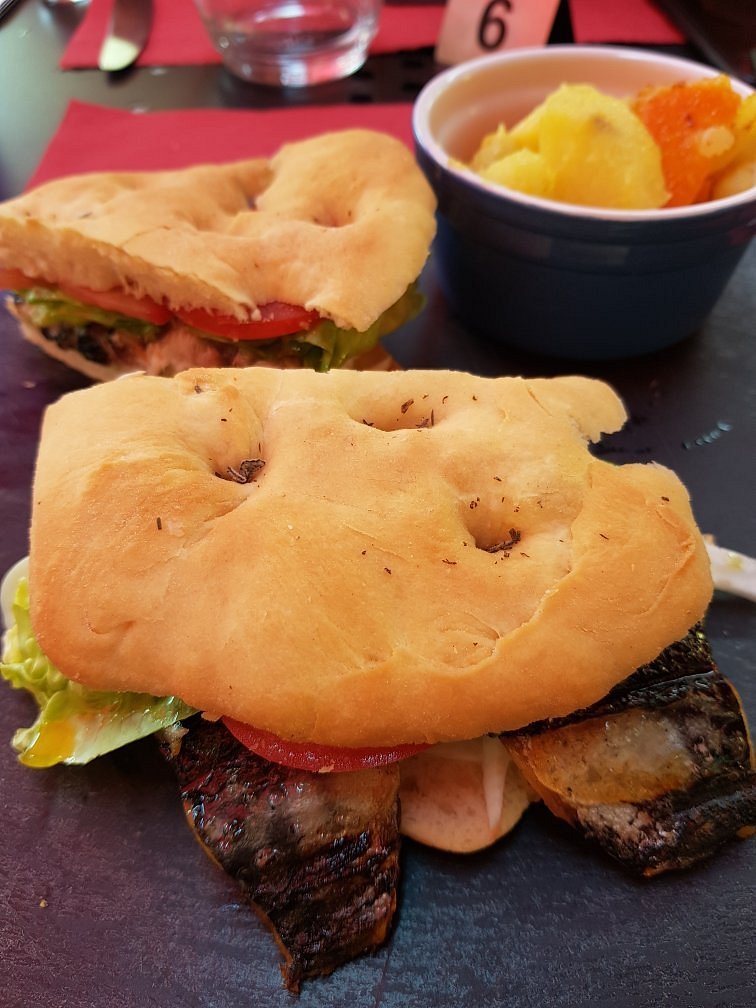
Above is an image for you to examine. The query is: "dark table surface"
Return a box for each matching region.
[0,3,754,1007]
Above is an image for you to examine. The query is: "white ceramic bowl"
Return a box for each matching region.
[413,46,756,359]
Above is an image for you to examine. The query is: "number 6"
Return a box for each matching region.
[478,0,513,51]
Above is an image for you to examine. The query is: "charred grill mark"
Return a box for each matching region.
[158,628,754,989]
[513,626,719,733]
[162,720,400,992]
[504,626,755,875]
[575,770,756,876]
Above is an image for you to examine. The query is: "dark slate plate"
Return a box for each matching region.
[1,246,754,1007]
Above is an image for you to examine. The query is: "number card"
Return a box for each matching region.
[435,0,561,66]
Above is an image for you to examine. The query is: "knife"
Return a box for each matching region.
[0,0,23,23]
[98,0,154,72]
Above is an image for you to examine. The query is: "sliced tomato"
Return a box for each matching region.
[0,268,171,325]
[0,267,33,290]
[222,717,429,773]
[175,302,320,342]
[59,282,171,325]
[1,267,318,337]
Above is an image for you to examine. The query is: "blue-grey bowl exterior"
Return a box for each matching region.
[415,142,756,359]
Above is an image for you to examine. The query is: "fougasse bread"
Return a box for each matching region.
[28,367,713,748]
[0,130,436,378]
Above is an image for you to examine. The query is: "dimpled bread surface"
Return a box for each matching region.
[29,368,713,746]
[0,130,436,331]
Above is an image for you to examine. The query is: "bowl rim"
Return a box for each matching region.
[412,44,756,224]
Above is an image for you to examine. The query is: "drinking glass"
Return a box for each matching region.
[193,0,383,87]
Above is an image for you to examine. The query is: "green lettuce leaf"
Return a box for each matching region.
[15,279,425,370]
[199,283,426,371]
[0,568,196,768]
[21,286,163,341]
[293,283,426,372]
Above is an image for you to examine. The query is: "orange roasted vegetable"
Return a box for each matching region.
[632,76,741,207]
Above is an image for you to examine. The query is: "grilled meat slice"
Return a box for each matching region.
[163,720,401,991]
[504,626,756,875]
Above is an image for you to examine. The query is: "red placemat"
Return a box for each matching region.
[568,0,685,43]
[26,100,418,189]
[61,0,446,69]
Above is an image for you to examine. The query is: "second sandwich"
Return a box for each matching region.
[0,129,436,379]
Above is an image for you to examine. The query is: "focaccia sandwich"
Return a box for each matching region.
[2,367,753,990]
[0,130,436,378]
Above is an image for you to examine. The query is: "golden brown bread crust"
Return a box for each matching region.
[29,368,713,747]
[0,130,436,331]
